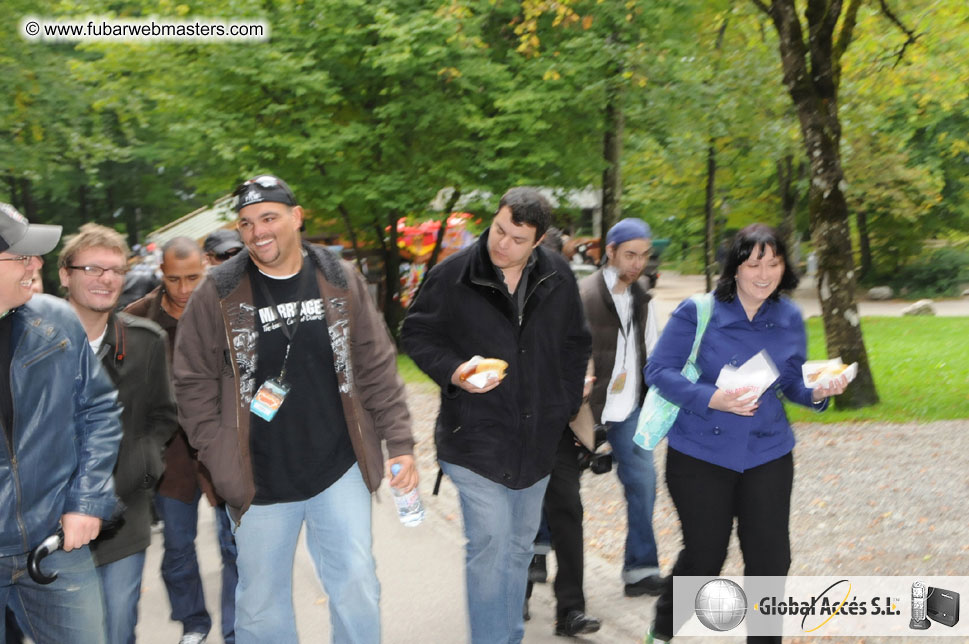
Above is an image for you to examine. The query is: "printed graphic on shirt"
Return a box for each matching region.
[256,298,325,333]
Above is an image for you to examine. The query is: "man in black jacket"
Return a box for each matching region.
[402,187,591,644]
[59,224,178,644]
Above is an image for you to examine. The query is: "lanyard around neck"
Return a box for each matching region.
[253,265,308,382]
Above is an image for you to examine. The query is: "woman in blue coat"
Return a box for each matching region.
[645,224,848,643]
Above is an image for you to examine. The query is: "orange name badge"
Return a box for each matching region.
[610,370,627,394]
[250,378,291,421]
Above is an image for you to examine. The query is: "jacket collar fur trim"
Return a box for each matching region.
[209,240,348,299]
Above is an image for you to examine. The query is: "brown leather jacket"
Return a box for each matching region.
[173,243,414,523]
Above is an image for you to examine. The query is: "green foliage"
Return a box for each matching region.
[893,246,969,297]
[786,316,969,423]
[2,0,969,312]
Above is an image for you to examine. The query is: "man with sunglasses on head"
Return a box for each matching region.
[127,236,237,644]
[0,205,122,644]
[173,175,417,644]
[59,223,178,644]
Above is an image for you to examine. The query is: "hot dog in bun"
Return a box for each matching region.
[461,358,508,381]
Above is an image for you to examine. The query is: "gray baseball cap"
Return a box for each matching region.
[0,202,62,256]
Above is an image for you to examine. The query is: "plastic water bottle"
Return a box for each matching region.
[390,464,424,527]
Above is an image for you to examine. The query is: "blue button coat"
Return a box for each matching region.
[644,294,824,472]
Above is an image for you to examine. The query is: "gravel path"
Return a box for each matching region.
[405,383,969,642]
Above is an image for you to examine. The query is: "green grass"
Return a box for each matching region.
[785,316,969,423]
[397,354,435,387]
[398,317,969,423]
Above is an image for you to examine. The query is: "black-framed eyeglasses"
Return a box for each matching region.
[67,265,128,278]
[0,255,32,266]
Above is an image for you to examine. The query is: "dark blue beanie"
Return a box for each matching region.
[605,218,651,247]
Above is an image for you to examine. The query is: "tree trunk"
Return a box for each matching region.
[18,178,37,221]
[704,141,717,292]
[856,209,871,279]
[765,0,878,408]
[601,77,624,233]
[425,188,462,274]
[313,163,364,274]
[381,210,405,342]
[78,182,89,224]
[776,155,795,251]
[337,204,365,274]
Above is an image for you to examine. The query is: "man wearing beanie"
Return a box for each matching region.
[579,217,665,597]
[0,203,122,642]
[173,175,417,644]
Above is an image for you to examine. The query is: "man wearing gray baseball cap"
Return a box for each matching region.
[0,203,123,644]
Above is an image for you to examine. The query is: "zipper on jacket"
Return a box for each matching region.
[21,338,69,368]
[471,269,557,328]
[469,274,523,326]
[10,453,30,553]
[221,306,246,529]
[8,325,34,553]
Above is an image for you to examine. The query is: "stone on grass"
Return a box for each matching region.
[901,299,936,316]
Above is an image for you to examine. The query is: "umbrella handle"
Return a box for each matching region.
[27,528,64,584]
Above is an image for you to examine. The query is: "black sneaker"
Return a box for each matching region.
[624,574,666,597]
[554,610,601,637]
[528,554,548,584]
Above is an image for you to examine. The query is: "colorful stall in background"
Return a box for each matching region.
[398,212,476,307]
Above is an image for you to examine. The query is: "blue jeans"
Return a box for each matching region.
[156,491,237,642]
[606,406,660,583]
[1,545,106,644]
[97,550,146,644]
[232,463,379,644]
[440,461,549,644]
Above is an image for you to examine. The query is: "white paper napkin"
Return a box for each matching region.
[716,349,780,401]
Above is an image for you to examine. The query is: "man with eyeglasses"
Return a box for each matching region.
[173,175,417,644]
[126,236,238,644]
[0,204,123,643]
[59,223,177,644]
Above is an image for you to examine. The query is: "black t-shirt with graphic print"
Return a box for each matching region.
[249,260,355,504]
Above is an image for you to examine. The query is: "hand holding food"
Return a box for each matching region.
[802,359,857,389]
[451,356,508,393]
[460,358,509,382]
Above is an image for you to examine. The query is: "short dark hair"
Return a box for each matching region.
[714,223,800,302]
[497,187,551,241]
[162,236,202,262]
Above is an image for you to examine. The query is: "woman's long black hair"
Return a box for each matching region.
[714,223,800,302]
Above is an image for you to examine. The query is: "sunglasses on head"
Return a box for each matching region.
[233,175,280,196]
